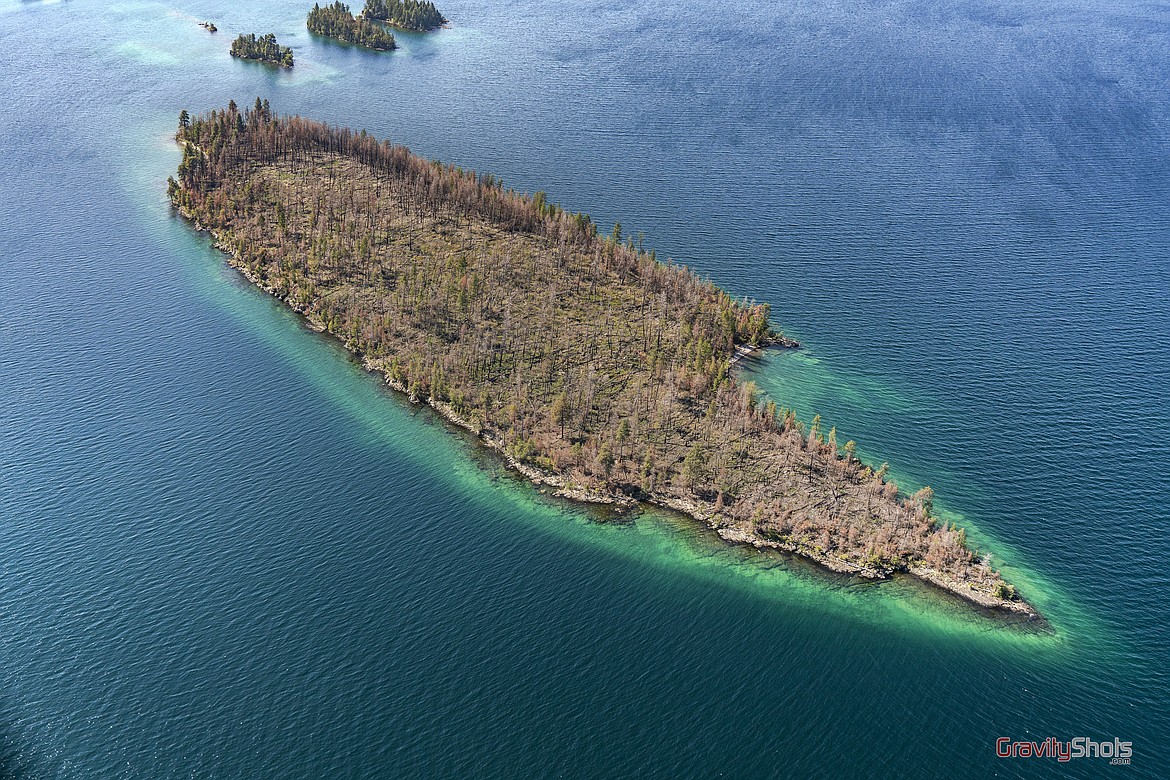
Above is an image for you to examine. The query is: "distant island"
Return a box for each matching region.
[230,33,295,67]
[169,103,1036,618]
[307,1,397,51]
[362,0,446,32]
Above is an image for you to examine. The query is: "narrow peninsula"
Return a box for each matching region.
[307,1,397,51]
[362,0,446,32]
[230,33,294,67]
[169,102,1036,617]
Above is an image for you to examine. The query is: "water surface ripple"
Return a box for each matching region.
[1,0,1167,777]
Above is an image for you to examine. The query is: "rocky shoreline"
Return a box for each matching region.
[180,206,1037,621]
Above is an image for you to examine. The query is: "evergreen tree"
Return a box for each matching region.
[362,0,446,32]
[307,2,397,50]
[230,33,294,67]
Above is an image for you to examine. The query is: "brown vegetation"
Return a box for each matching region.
[169,101,1034,616]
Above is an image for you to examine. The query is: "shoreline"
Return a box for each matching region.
[231,54,293,69]
[182,210,1037,620]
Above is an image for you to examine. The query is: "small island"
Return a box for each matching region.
[307,1,397,51]
[169,102,1036,618]
[230,33,295,67]
[361,0,446,32]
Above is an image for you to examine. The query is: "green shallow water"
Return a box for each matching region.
[2,0,1167,776]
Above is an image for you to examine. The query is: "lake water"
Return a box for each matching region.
[1,0,1167,776]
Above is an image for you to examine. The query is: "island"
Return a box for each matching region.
[307,1,397,51]
[230,33,295,67]
[361,0,446,32]
[168,102,1036,618]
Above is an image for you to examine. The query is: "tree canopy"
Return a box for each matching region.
[230,33,294,67]
[307,2,397,51]
[362,0,446,32]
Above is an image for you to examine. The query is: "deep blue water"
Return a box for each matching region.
[1,0,1168,776]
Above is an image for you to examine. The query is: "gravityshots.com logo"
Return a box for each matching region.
[996,737,1133,765]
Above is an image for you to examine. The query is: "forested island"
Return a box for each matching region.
[307,2,397,51]
[230,33,294,67]
[168,103,1035,617]
[362,0,446,32]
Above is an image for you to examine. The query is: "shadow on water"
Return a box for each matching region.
[0,721,34,780]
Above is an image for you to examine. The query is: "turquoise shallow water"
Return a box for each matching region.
[1,0,1168,776]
